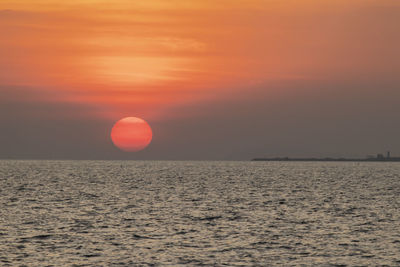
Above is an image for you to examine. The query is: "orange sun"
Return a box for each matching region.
[111,117,153,152]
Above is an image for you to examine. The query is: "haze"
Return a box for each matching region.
[0,0,399,160]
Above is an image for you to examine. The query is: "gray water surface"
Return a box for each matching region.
[0,160,399,266]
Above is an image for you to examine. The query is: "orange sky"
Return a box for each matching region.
[1,0,399,122]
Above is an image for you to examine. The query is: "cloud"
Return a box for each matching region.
[1,1,399,159]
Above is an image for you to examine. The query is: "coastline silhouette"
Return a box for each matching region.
[253,152,400,162]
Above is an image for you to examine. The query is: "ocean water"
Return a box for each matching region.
[0,160,399,266]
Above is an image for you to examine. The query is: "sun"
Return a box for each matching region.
[111,117,153,152]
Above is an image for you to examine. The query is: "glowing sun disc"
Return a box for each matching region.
[111,117,153,152]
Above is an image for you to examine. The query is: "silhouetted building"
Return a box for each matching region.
[253,152,400,162]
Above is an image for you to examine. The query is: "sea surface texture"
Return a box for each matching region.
[0,160,399,266]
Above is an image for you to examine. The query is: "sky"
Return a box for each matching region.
[0,0,399,160]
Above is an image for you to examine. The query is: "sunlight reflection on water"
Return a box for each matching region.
[0,160,399,266]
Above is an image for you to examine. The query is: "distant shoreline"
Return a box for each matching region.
[252,157,400,162]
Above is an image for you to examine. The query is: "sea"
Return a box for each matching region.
[0,160,399,266]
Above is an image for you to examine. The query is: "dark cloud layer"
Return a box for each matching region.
[1,79,399,160]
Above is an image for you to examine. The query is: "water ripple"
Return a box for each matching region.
[0,160,399,266]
